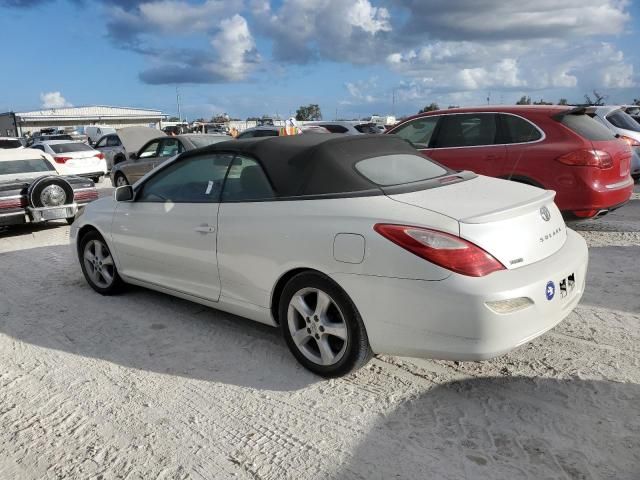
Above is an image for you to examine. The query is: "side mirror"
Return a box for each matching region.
[114,185,134,202]
[129,152,138,160]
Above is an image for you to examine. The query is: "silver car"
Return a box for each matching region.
[586,106,640,181]
[94,127,163,171]
[110,134,229,187]
[306,121,381,135]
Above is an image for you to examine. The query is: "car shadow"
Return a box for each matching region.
[338,376,640,479]
[0,221,68,239]
[0,244,320,391]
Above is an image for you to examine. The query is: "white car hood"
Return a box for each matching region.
[388,175,567,269]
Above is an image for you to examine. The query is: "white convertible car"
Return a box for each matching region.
[71,134,588,377]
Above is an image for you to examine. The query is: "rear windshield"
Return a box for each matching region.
[355,154,447,186]
[0,158,55,175]
[49,143,94,154]
[606,111,640,132]
[0,139,22,149]
[559,113,615,141]
[354,123,380,134]
[187,136,229,148]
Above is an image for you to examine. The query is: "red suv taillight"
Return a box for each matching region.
[54,156,71,164]
[556,149,613,169]
[374,224,505,277]
[95,152,105,160]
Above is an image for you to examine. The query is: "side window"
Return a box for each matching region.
[137,153,234,203]
[222,156,274,202]
[322,124,349,134]
[106,135,121,147]
[392,117,439,148]
[95,137,107,148]
[435,114,497,148]
[138,141,160,159]
[237,131,253,139]
[500,115,542,143]
[159,138,181,157]
[31,144,45,151]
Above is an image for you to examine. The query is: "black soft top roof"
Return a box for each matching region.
[182,134,423,197]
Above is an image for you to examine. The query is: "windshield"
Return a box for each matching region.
[355,153,447,186]
[0,139,22,149]
[187,136,229,148]
[0,158,55,175]
[606,111,640,132]
[49,143,94,154]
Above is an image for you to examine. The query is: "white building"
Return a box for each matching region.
[0,105,168,136]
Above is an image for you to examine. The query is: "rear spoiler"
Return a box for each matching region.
[551,106,587,121]
[459,190,556,224]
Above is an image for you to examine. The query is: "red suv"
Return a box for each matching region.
[387,106,634,218]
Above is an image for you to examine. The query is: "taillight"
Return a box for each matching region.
[374,224,505,277]
[95,152,105,159]
[556,149,612,169]
[618,135,640,147]
[54,156,71,164]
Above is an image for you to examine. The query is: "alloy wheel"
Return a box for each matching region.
[287,287,348,366]
[83,239,115,289]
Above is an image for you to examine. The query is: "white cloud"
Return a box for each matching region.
[210,14,258,81]
[40,91,72,109]
[347,0,391,34]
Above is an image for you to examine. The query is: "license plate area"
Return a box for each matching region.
[558,273,576,299]
[41,207,69,220]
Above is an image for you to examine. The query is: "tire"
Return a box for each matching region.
[28,176,74,208]
[91,176,102,184]
[279,272,372,377]
[66,217,75,225]
[114,173,129,187]
[633,174,639,183]
[78,230,124,295]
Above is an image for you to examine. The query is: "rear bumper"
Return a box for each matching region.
[331,229,588,360]
[556,176,634,214]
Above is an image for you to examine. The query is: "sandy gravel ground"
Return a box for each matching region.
[0,185,638,479]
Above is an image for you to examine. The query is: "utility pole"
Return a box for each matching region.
[392,88,396,117]
[176,86,182,122]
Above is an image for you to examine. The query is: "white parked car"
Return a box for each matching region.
[586,106,640,181]
[71,135,588,377]
[31,140,107,182]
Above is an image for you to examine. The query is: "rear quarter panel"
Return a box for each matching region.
[216,196,459,309]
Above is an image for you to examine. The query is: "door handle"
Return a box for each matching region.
[194,224,215,234]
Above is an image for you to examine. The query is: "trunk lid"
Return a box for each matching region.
[388,175,567,269]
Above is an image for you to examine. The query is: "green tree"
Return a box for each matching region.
[533,99,553,105]
[516,96,531,105]
[557,98,568,105]
[419,103,439,113]
[295,104,322,121]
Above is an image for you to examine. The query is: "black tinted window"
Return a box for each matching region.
[222,156,274,201]
[0,139,22,149]
[501,114,542,143]
[606,111,640,132]
[138,153,233,203]
[392,117,439,148]
[560,113,615,141]
[354,123,379,134]
[49,143,93,154]
[106,136,121,147]
[436,114,497,148]
[255,129,279,137]
[355,154,447,186]
[321,124,349,134]
[0,158,55,174]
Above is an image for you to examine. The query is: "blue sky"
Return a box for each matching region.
[0,0,639,120]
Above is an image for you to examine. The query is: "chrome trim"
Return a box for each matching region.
[0,194,25,201]
[391,111,547,150]
[604,178,634,190]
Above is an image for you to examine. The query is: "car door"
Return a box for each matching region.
[389,115,441,159]
[428,113,506,176]
[217,155,277,307]
[111,152,235,301]
[126,139,162,183]
[498,113,545,182]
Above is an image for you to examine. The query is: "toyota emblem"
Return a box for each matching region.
[540,206,551,222]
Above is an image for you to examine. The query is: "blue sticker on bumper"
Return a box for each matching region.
[546,281,555,301]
